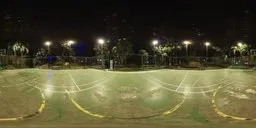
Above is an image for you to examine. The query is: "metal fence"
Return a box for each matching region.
[0,54,255,70]
[0,55,34,68]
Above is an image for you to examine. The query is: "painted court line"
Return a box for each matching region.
[192,79,199,87]
[145,70,232,89]
[176,71,189,91]
[28,75,115,93]
[212,85,256,121]
[145,76,237,94]
[67,71,81,91]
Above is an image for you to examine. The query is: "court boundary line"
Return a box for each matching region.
[0,89,46,121]
[145,70,231,89]
[145,76,237,94]
[176,71,189,91]
[147,75,234,90]
[212,84,256,121]
[28,75,116,93]
[27,74,113,89]
[66,89,187,119]
[66,71,81,91]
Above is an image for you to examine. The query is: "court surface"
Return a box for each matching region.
[0,68,256,128]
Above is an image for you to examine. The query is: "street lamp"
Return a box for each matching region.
[67,40,75,46]
[204,42,210,58]
[98,38,105,45]
[44,41,51,68]
[67,40,75,68]
[152,40,159,66]
[152,40,158,46]
[97,38,105,55]
[97,38,105,68]
[44,41,51,51]
[237,42,243,47]
[183,41,191,57]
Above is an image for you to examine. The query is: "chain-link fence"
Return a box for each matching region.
[0,55,34,69]
[0,54,255,70]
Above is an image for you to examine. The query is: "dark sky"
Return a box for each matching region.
[2,0,255,56]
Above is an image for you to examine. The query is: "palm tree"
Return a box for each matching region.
[10,41,29,56]
[230,44,248,57]
[8,41,29,66]
[230,46,238,57]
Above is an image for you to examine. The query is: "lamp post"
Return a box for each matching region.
[97,38,105,68]
[45,41,51,52]
[44,41,51,68]
[67,40,75,68]
[152,40,158,67]
[183,41,191,57]
[204,42,210,58]
[237,42,243,56]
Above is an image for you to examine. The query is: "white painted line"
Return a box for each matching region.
[30,75,113,89]
[145,75,179,87]
[145,70,233,89]
[176,72,189,91]
[67,71,81,91]
[28,75,116,94]
[144,75,238,94]
[192,79,199,87]
[200,88,209,98]
[106,69,163,74]
[78,75,112,86]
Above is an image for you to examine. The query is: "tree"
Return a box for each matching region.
[154,41,174,64]
[155,41,174,56]
[139,49,149,65]
[230,44,248,57]
[112,39,133,65]
[7,41,29,66]
[8,41,29,56]
[93,43,109,56]
[34,48,47,66]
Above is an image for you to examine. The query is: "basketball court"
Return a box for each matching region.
[0,69,256,127]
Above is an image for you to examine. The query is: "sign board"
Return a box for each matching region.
[110,60,113,70]
[0,49,6,55]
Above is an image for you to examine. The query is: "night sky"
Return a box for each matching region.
[2,0,255,56]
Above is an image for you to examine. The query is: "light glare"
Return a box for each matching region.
[45,41,51,46]
[152,40,158,45]
[68,40,75,46]
[205,42,210,46]
[237,42,243,47]
[98,39,105,45]
[183,41,191,45]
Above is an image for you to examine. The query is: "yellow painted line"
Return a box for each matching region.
[38,92,46,113]
[67,84,186,119]
[0,89,46,121]
[0,118,18,121]
[65,89,106,118]
[70,98,105,118]
[212,84,256,121]
[162,96,187,116]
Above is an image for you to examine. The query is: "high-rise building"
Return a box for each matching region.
[239,10,250,43]
[2,10,25,47]
[104,13,135,46]
[104,13,119,46]
[224,15,237,48]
